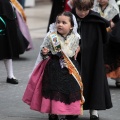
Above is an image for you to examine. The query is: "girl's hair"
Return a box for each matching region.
[56,11,74,27]
[74,0,94,10]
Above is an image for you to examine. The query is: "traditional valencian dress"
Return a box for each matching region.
[93,0,120,79]
[23,22,84,115]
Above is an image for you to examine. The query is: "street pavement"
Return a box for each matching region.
[0,2,120,120]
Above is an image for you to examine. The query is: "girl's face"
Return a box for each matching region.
[75,8,90,18]
[98,0,109,6]
[56,15,73,37]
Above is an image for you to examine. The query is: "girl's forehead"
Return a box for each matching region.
[99,0,108,1]
[57,15,70,20]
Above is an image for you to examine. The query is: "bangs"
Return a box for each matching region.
[56,11,74,27]
[74,0,93,10]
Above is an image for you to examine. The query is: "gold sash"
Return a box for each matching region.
[10,0,26,22]
[49,32,85,114]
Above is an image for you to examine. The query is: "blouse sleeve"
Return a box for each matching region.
[29,36,51,78]
[40,36,50,51]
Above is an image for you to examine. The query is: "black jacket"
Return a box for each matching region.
[0,0,28,59]
[72,9,112,110]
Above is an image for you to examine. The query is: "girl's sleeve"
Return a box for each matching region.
[40,36,50,51]
[29,36,50,78]
[37,35,50,64]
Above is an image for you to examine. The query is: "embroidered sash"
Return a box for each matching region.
[49,32,85,114]
[10,0,26,22]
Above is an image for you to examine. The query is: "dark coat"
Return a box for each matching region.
[72,9,113,110]
[0,0,28,59]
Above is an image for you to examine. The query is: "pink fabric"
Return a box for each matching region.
[40,98,81,115]
[22,57,81,115]
[15,10,34,50]
[22,58,50,109]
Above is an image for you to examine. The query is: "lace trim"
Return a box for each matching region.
[42,90,81,104]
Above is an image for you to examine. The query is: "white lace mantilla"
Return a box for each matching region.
[40,32,79,58]
[93,4,118,21]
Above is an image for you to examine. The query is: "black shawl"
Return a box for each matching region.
[72,9,112,110]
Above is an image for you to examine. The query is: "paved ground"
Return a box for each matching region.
[0,2,120,120]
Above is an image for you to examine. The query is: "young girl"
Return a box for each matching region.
[23,11,84,120]
[93,0,120,88]
[71,0,113,119]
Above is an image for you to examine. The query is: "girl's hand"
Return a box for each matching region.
[74,46,80,60]
[110,20,115,28]
[41,47,49,55]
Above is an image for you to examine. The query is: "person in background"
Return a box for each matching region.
[0,0,33,84]
[71,0,113,119]
[0,0,21,84]
[11,0,34,51]
[93,0,120,88]
[23,11,84,120]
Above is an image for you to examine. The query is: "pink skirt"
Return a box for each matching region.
[22,58,82,115]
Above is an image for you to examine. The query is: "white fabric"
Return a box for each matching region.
[72,14,81,39]
[41,33,79,57]
[109,0,119,13]
[90,110,98,117]
[67,0,73,9]
[93,0,119,12]
[117,1,120,5]
[4,59,15,79]
[93,0,119,21]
